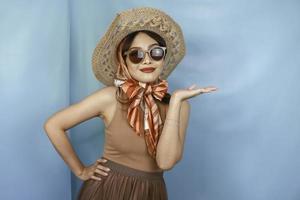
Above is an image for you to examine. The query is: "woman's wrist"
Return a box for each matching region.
[75,165,85,177]
[164,96,181,126]
[169,95,181,108]
[170,93,182,104]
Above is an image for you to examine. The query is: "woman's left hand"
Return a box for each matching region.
[171,84,218,102]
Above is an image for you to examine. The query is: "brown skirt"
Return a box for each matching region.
[76,157,168,200]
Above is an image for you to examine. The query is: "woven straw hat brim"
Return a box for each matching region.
[92,7,186,86]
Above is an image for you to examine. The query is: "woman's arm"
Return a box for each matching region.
[156,84,217,170]
[156,97,190,170]
[43,86,116,177]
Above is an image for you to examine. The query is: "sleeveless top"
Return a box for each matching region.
[102,98,168,172]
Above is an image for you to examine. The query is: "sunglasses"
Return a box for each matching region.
[123,46,167,64]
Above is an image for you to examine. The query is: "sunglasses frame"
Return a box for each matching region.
[123,46,167,64]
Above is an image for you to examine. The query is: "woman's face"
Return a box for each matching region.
[125,32,165,84]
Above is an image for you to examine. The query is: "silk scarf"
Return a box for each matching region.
[114,78,168,159]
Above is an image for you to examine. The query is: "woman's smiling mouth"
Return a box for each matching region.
[140,67,155,73]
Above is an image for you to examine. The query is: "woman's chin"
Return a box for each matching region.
[130,72,159,83]
[133,77,159,84]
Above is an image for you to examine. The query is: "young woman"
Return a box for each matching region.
[44,7,217,200]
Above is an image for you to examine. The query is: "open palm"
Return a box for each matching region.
[172,84,218,101]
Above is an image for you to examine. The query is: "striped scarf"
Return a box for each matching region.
[114,78,168,159]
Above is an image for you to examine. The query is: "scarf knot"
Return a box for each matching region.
[114,78,168,159]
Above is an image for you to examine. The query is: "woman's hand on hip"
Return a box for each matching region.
[77,158,111,181]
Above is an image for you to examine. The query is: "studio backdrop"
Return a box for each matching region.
[1,0,300,200]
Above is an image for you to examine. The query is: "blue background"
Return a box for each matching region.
[1,0,300,200]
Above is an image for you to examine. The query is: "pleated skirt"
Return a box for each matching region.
[76,157,168,200]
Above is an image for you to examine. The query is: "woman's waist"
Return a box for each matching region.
[101,153,164,174]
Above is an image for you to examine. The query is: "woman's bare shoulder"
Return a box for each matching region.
[44,86,118,131]
[94,86,118,98]
[93,86,118,107]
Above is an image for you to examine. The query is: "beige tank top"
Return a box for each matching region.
[102,99,168,172]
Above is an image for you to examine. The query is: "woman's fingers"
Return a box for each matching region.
[202,87,218,93]
[96,158,108,163]
[96,158,111,171]
[172,85,218,101]
[189,86,217,98]
[90,166,110,181]
[90,175,102,181]
[97,164,111,172]
[188,85,218,92]
[85,158,111,181]
[196,86,217,93]
[94,168,108,176]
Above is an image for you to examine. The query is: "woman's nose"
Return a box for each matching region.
[142,52,151,64]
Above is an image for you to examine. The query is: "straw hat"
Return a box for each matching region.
[92,7,186,86]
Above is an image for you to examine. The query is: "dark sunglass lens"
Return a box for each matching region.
[129,49,144,63]
[150,47,164,61]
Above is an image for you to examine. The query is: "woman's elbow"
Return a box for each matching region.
[158,163,174,171]
[44,118,54,135]
[44,117,61,134]
[157,158,179,171]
